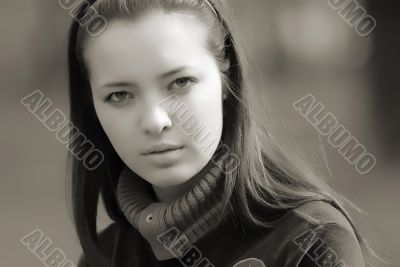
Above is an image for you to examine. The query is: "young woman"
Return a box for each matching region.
[67,0,372,266]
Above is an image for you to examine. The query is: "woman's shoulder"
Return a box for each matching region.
[266,200,365,266]
[286,200,354,228]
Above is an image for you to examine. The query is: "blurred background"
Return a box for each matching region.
[1,0,399,266]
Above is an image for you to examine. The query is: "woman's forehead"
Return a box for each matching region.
[85,11,208,58]
[84,11,213,84]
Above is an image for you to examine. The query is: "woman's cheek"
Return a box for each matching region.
[93,106,132,148]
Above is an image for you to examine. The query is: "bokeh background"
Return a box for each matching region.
[1,0,399,266]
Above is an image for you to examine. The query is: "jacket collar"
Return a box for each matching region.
[116,155,227,260]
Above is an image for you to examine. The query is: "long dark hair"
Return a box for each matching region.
[67,0,377,266]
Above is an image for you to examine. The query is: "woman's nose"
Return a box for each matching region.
[140,102,173,135]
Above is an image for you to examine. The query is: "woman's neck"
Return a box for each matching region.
[152,160,217,202]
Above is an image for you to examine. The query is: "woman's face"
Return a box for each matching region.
[84,10,225,187]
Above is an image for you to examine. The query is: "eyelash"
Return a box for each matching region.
[104,77,197,104]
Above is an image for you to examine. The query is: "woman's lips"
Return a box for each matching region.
[142,144,184,155]
[143,146,185,165]
[148,146,183,155]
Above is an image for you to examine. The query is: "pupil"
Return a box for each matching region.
[178,79,187,86]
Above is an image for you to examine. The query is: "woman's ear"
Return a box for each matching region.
[222,85,228,101]
[222,87,227,116]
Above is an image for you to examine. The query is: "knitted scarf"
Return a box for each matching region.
[116,155,228,260]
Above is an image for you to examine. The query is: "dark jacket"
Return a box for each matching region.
[78,201,365,267]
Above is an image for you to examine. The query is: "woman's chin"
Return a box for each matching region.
[146,167,194,187]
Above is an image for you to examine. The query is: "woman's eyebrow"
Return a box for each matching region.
[100,81,137,89]
[100,66,194,89]
[157,66,191,80]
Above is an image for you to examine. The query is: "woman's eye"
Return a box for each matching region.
[105,91,132,103]
[169,77,196,90]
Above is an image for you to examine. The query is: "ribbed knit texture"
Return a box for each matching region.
[116,155,227,254]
